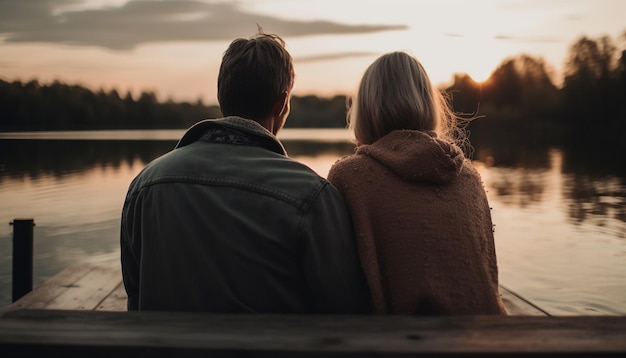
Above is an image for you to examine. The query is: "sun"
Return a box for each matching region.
[466,66,494,83]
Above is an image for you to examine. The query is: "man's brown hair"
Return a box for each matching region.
[217,29,294,120]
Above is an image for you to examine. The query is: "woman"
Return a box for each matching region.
[328,51,507,315]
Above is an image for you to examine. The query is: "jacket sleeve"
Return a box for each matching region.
[299,182,372,314]
[120,191,140,311]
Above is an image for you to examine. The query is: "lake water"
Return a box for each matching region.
[0,128,624,315]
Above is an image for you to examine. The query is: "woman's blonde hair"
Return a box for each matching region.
[348,51,465,150]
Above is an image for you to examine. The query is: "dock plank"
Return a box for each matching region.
[3,261,550,315]
[0,309,624,356]
[499,285,550,316]
[1,264,97,312]
[96,281,127,311]
[4,262,625,356]
[45,264,122,310]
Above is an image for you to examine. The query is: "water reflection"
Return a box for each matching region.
[566,175,626,236]
[474,145,552,170]
[0,139,175,180]
[471,141,626,228]
[0,139,357,179]
[0,132,625,314]
[1,137,624,229]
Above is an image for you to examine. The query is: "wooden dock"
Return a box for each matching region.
[1,260,127,312]
[1,262,625,356]
[0,260,548,315]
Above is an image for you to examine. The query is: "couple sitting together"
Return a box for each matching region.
[120,29,507,316]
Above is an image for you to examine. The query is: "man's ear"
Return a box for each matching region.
[273,91,289,117]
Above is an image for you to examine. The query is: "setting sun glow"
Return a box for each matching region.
[0,0,624,102]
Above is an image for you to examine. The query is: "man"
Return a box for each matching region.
[120,30,370,313]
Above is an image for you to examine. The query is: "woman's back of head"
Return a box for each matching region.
[349,51,458,146]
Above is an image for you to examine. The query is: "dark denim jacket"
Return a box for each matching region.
[121,117,370,313]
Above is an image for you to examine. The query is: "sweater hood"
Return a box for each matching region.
[356,130,465,185]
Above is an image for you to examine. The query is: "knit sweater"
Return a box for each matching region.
[327,130,507,315]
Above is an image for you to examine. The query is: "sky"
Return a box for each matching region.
[1,0,625,104]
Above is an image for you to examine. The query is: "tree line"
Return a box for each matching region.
[1,32,625,135]
[0,78,350,130]
[0,76,357,130]
[447,32,626,143]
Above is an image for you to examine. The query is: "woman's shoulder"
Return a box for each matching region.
[459,159,484,180]
[329,152,371,173]
[327,153,372,185]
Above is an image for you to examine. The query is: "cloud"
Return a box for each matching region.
[494,34,561,43]
[565,13,584,21]
[0,0,407,50]
[296,51,380,64]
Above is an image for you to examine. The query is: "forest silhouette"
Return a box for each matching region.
[1,32,625,146]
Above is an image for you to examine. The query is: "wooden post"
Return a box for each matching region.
[10,219,35,302]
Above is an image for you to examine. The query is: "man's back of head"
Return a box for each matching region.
[217,29,294,124]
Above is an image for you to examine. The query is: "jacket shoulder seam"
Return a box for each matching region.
[132,175,322,210]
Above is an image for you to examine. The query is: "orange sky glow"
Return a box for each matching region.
[1,0,625,104]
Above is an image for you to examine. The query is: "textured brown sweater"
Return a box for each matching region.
[328,130,507,315]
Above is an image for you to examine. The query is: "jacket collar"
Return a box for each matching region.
[175,116,287,155]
